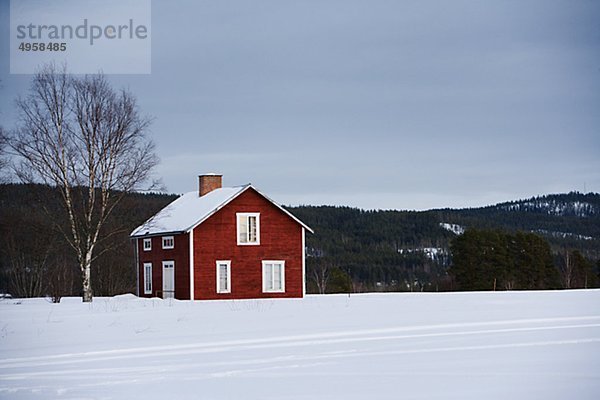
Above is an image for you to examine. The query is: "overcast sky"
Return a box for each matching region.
[1,0,599,210]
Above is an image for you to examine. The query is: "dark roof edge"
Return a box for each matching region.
[130,230,186,239]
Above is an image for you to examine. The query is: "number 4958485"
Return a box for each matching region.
[18,42,67,51]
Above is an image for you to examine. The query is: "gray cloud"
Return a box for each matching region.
[1,0,598,210]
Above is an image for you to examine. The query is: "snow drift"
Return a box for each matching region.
[1,290,599,399]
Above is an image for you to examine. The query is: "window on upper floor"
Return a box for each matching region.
[237,213,260,245]
[162,236,174,249]
[143,238,152,251]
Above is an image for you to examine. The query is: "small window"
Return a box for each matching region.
[162,236,174,249]
[237,213,260,245]
[262,261,285,293]
[216,260,231,294]
[143,238,152,251]
[143,263,152,294]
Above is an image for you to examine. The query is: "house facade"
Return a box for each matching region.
[130,174,313,300]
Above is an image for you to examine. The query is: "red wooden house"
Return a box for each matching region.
[130,174,313,300]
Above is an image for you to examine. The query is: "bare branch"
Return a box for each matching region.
[8,63,158,302]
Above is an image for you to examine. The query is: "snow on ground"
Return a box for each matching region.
[1,290,599,399]
[440,223,465,235]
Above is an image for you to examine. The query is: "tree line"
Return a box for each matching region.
[0,183,175,300]
[1,184,599,299]
[449,229,596,291]
[290,204,600,293]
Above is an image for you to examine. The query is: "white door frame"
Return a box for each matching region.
[162,260,175,299]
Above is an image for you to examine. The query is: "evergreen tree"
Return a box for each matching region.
[450,229,560,291]
[569,250,598,288]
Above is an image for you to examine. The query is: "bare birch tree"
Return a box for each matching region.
[9,63,158,302]
[311,263,330,294]
[561,251,573,289]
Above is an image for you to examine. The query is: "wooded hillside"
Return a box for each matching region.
[1,184,598,297]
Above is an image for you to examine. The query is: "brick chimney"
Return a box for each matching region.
[198,174,223,196]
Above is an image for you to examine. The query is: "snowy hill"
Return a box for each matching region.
[289,192,600,291]
[495,192,600,218]
[1,291,599,399]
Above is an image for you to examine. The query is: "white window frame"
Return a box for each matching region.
[162,235,174,250]
[143,238,152,251]
[262,260,285,293]
[143,262,152,294]
[216,260,231,294]
[236,213,260,245]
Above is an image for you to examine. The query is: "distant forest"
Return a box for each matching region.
[1,184,599,298]
[289,192,600,293]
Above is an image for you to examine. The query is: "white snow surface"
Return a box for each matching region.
[1,290,600,399]
[130,185,248,237]
[398,247,447,260]
[440,222,465,235]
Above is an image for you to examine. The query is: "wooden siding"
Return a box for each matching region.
[137,233,190,299]
[193,188,304,300]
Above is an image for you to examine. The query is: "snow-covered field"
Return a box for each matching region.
[1,290,599,399]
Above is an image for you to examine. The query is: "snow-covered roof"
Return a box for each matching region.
[130,184,313,237]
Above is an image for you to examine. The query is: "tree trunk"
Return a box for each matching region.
[564,252,572,289]
[82,253,93,302]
